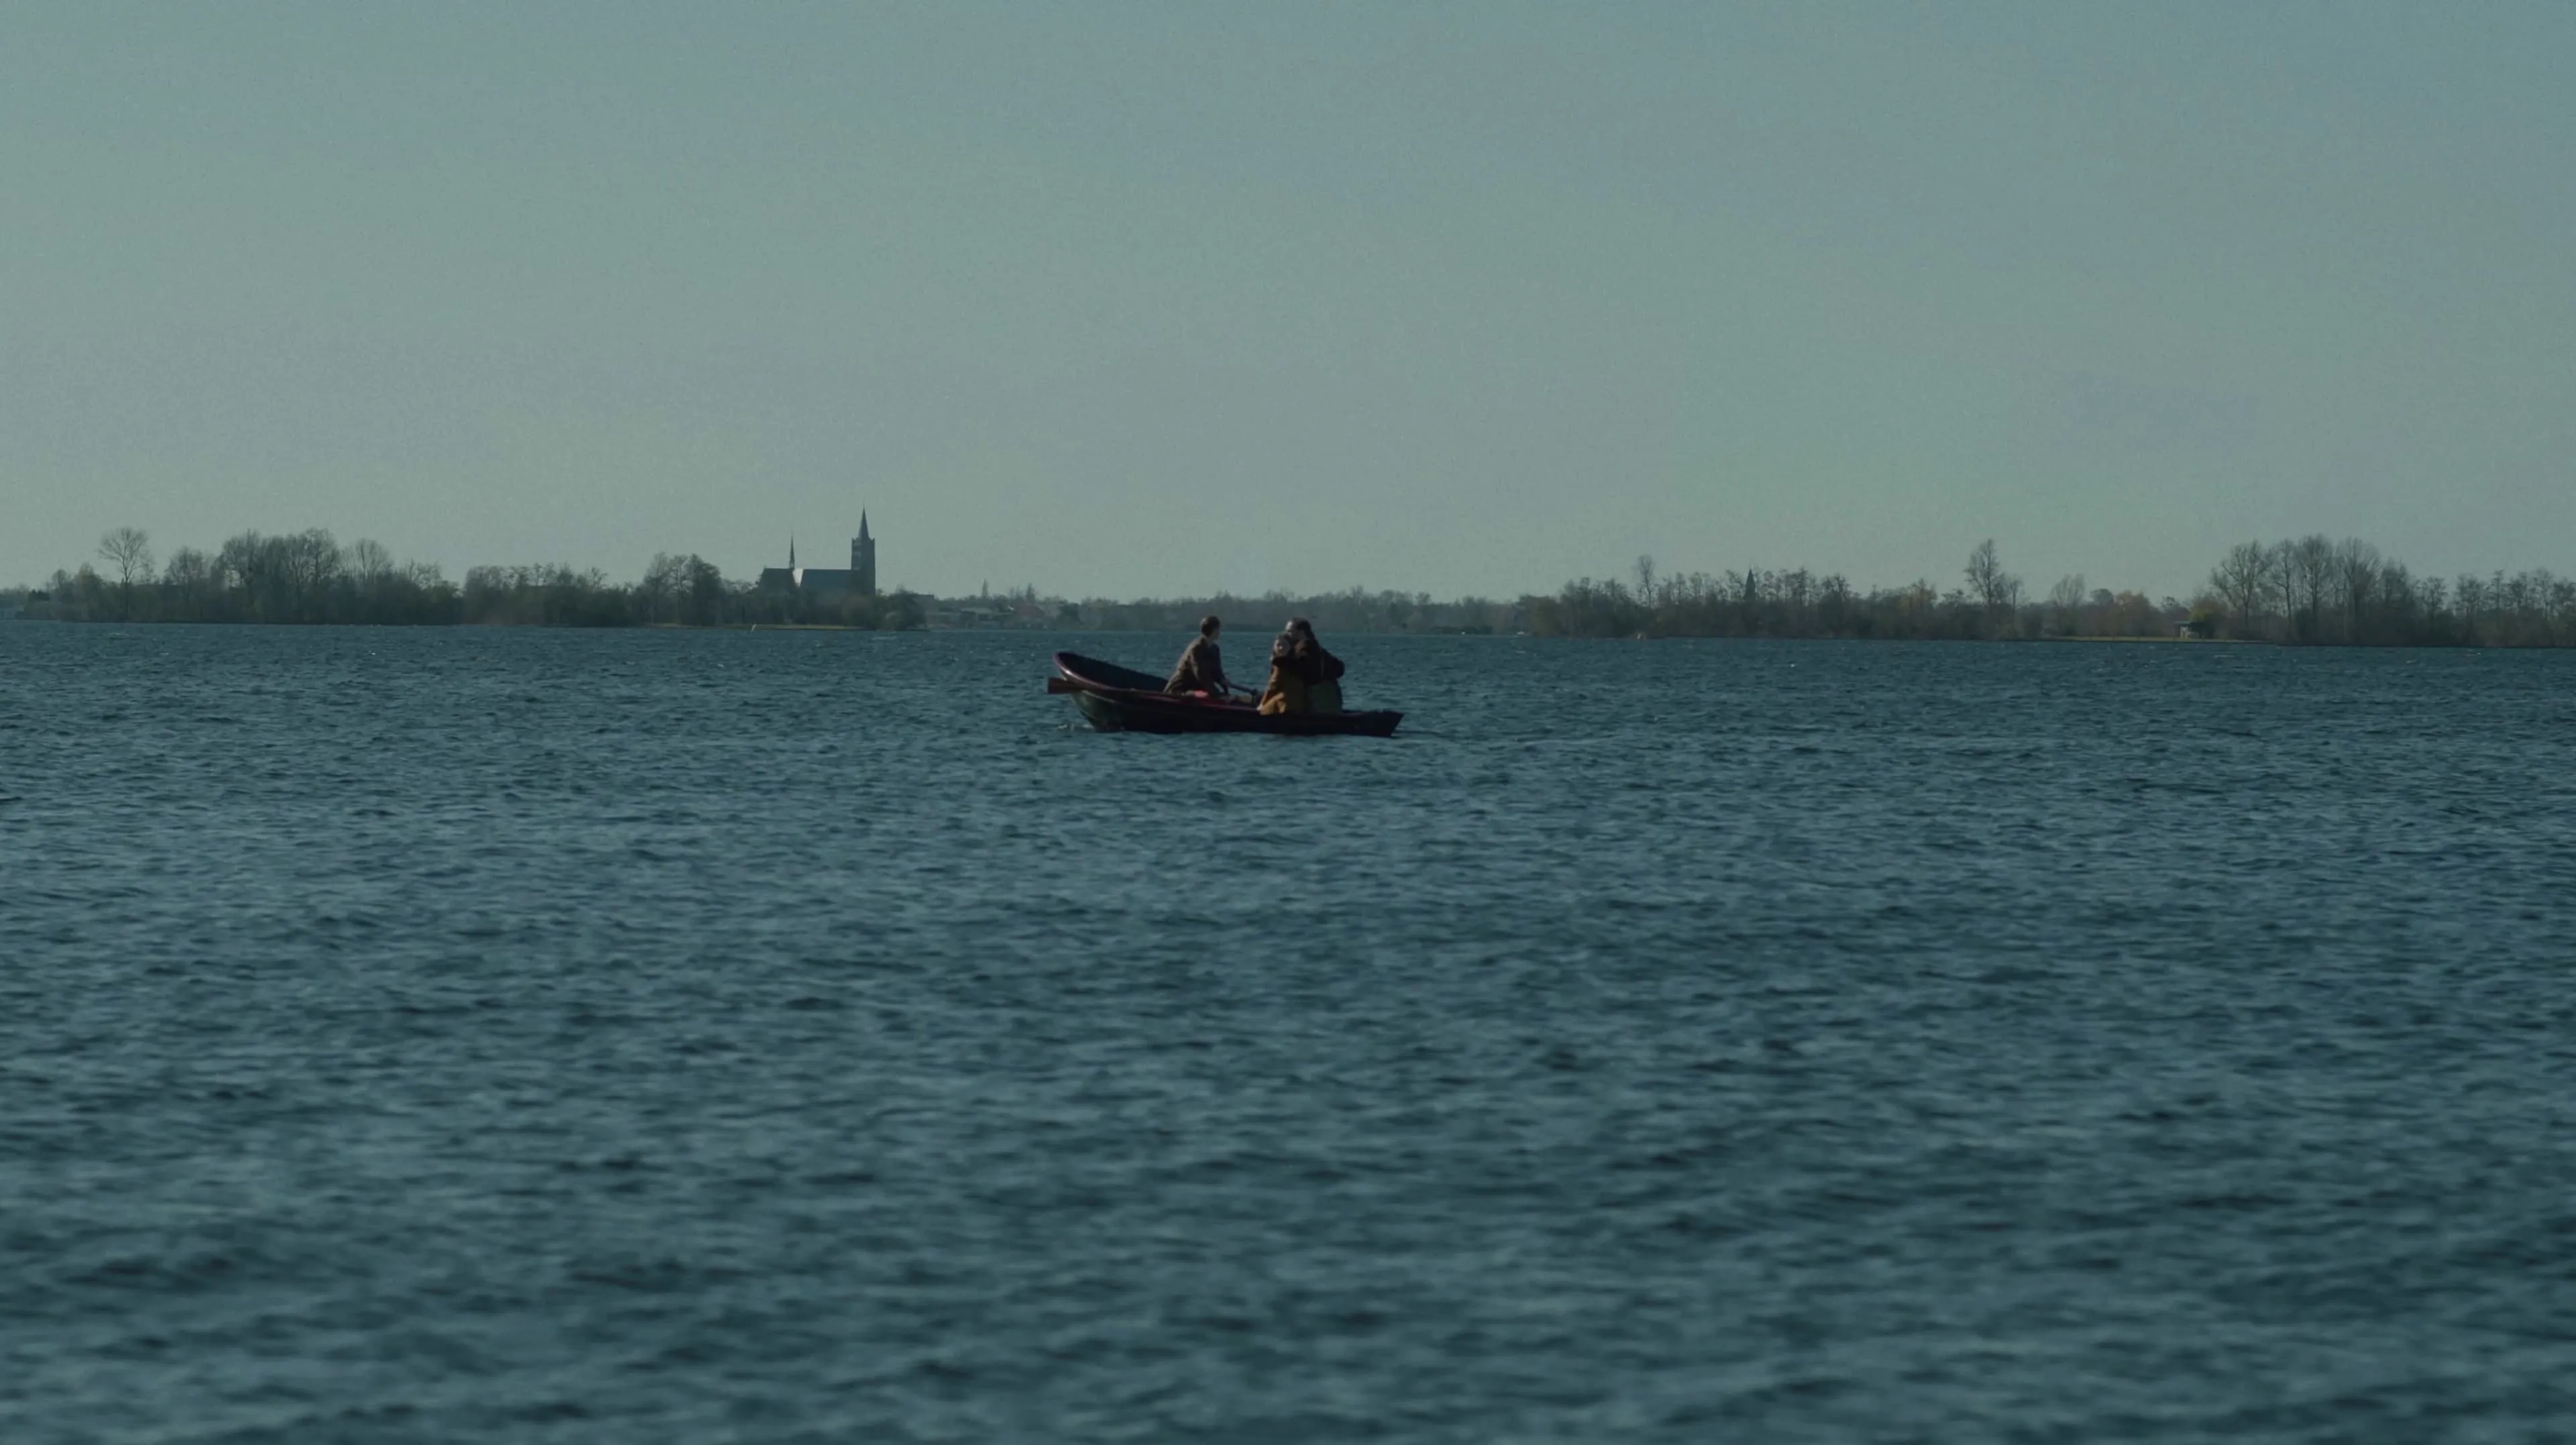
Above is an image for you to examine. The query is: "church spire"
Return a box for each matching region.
[788,534,796,570]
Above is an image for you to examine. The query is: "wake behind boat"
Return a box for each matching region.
[1048,652,1403,737]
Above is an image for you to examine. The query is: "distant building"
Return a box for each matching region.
[758,513,878,596]
[926,595,1051,629]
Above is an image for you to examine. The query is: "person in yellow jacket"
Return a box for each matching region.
[1256,619,1345,716]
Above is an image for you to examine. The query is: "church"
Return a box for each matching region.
[757,513,877,596]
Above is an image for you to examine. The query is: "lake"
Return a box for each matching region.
[4,625,2572,1442]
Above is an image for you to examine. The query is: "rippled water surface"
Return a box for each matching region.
[5,625,2573,1442]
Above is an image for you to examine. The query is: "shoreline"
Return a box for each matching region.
[9,617,2559,651]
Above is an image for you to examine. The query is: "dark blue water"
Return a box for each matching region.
[5,625,2573,1442]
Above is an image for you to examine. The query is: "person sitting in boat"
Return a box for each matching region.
[1164,615,1238,697]
[1258,618,1346,716]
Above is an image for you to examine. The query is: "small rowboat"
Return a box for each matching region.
[1048,652,1403,737]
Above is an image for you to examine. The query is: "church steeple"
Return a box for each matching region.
[853,511,877,596]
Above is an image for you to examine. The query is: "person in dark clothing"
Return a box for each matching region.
[1165,615,1238,696]
[1258,617,1346,714]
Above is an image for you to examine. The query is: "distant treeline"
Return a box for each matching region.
[20,529,2572,647]
[2197,536,2573,647]
[1063,588,1519,636]
[1523,543,2088,641]
[1519,538,2576,647]
[1059,545,2180,642]
[27,528,923,629]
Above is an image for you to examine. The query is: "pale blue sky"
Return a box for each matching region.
[5,2,2569,597]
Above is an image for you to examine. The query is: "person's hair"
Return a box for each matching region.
[1285,617,1313,635]
[1199,615,1221,637]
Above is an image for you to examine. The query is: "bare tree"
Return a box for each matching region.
[350,538,396,588]
[639,552,694,625]
[162,547,210,590]
[2451,574,2483,641]
[1781,568,1814,632]
[2282,535,2335,641]
[99,527,154,584]
[2376,561,2418,639]
[97,527,154,620]
[684,555,725,627]
[2333,538,2381,643]
[2264,539,2298,632]
[281,529,345,620]
[2499,571,2535,633]
[2208,540,2271,639]
[2047,574,2086,635]
[1964,540,2021,633]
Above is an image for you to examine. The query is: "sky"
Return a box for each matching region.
[4,1,2570,599]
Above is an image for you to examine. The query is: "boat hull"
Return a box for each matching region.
[1051,652,1402,737]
